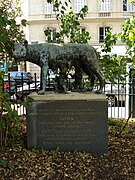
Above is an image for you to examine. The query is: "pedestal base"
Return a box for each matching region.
[26,92,108,153]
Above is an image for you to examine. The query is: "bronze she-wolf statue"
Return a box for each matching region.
[12,40,105,94]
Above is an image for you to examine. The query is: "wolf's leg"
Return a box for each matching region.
[95,70,105,93]
[38,57,49,94]
[88,73,95,91]
[90,67,105,93]
[80,63,95,91]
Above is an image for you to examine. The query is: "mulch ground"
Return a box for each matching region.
[0,118,135,180]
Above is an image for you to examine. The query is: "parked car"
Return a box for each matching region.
[9,71,34,85]
[3,74,16,96]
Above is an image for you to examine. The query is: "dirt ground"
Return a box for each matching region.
[0,118,135,180]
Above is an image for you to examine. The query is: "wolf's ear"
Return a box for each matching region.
[23,40,28,46]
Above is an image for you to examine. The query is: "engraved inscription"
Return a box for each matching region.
[34,106,99,146]
[27,99,108,153]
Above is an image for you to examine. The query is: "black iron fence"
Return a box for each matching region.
[2,72,135,119]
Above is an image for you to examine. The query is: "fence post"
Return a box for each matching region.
[128,65,135,118]
[125,63,130,119]
[132,76,135,117]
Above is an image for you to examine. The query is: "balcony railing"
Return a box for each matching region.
[44,13,56,19]
[123,11,135,16]
[86,11,135,19]
[98,12,111,17]
[28,11,135,21]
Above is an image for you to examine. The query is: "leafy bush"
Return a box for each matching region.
[0,70,21,147]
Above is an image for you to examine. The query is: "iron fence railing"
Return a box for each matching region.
[1,72,135,119]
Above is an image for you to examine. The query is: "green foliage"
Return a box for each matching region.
[108,118,124,126]
[121,16,135,58]
[0,71,21,147]
[45,1,90,44]
[100,15,135,83]
[0,0,26,57]
[21,96,34,108]
[102,16,135,59]
[128,0,135,4]
[100,29,127,83]
[101,28,120,53]
[108,117,133,137]
[0,0,26,147]
[100,55,127,83]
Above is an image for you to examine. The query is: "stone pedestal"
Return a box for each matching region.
[26,92,108,153]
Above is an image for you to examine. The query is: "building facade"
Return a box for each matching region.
[21,0,135,75]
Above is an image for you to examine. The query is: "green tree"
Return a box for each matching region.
[100,15,135,82]
[99,0,135,82]
[45,0,90,43]
[0,0,26,57]
[0,0,26,147]
[121,16,135,58]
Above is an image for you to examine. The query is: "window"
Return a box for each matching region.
[99,27,110,43]
[80,27,86,33]
[99,0,110,12]
[44,27,56,43]
[123,0,133,12]
[74,0,87,13]
[44,1,53,14]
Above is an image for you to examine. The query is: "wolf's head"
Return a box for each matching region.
[12,40,28,61]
